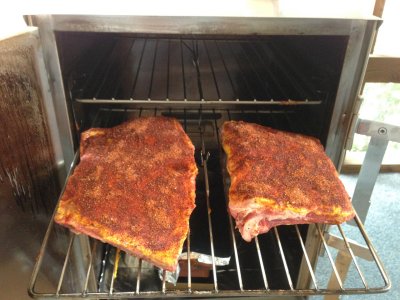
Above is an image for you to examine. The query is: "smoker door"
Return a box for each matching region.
[0,29,93,299]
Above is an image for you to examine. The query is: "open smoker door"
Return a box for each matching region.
[0,29,94,298]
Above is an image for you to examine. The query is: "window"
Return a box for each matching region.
[345,0,400,171]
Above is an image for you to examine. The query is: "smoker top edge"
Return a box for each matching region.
[22,0,381,20]
[29,15,381,36]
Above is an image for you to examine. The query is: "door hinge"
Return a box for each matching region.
[345,95,364,150]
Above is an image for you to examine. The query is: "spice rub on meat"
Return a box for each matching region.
[221,121,355,242]
[54,116,198,271]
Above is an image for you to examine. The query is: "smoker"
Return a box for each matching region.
[0,1,391,299]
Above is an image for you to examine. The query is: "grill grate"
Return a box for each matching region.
[29,108,390,298]
[72,38,325,105]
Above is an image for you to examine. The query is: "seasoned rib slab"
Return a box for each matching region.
[55,116,198,271]
[221,121,355,242]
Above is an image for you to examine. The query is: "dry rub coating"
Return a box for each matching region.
[55,116,198,271]
[221,121,355,242]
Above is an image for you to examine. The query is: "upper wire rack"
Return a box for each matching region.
[73,38,325,105]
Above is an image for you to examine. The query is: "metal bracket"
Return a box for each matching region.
[320,118,399,298]
[350,118,400,223]
[325,233,373,261]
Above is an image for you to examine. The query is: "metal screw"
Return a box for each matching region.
[378,127,387,135]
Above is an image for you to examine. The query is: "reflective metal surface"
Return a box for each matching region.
[22,0,378,19]
[0,30,62,300]
[0,30,60,214]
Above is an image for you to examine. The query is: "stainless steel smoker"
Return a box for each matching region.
[0,1,391,299]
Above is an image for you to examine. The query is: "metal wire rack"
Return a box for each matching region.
[29,108,390,298]
[72,38,326,105]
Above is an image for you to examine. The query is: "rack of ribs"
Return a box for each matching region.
[221,120,355,242]
[55,116,198,271]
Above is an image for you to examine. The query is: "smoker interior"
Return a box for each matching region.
[58,32,348,144]
[28,32,390,298]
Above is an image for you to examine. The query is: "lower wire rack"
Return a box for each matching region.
[29,108,391,298]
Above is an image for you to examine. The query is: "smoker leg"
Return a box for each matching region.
[350,136,388,223]
[321,225,374,300]
[324,252,352,300]
[296,224,321,289]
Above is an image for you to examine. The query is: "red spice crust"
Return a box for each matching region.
[55,116,198,271]
[221,121,355,241]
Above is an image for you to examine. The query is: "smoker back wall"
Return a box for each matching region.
[56,32,349,144]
